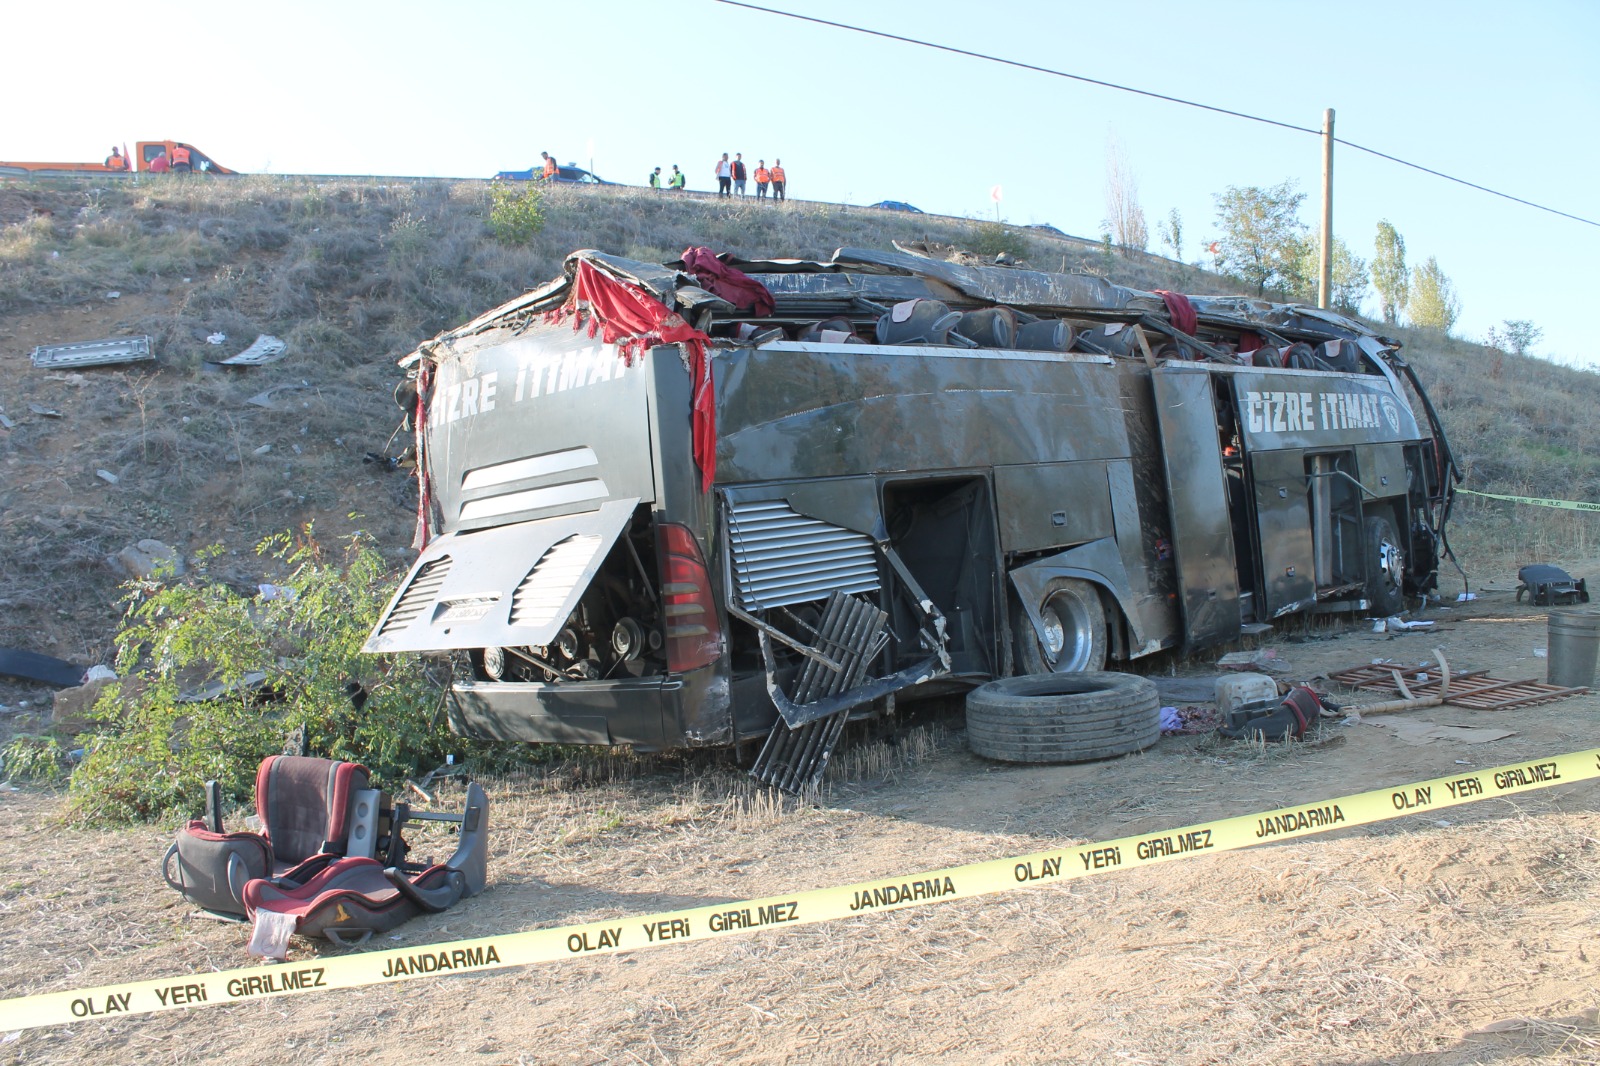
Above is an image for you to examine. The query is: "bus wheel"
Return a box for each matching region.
[1365,514,1406,616]
[1013,579,1106,674]
[965,672,1159,764]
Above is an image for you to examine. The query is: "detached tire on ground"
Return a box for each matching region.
[965,672,1160,764]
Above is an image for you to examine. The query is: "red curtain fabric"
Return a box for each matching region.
[1154,290,1198,336]
[679,246,776,315]
[546,260,718,492]
[412,359,435,549]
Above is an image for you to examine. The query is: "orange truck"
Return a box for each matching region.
[0,141,238,178]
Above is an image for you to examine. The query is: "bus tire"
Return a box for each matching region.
[1364,513,1406,616]
[1012,578,1107,675]
[964,672,1160,764]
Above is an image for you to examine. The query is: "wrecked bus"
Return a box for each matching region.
[365,246,1458,784]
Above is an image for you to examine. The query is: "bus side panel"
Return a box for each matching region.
[1150,367,1241,648]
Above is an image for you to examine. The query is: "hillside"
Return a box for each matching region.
[1,176,1596,682]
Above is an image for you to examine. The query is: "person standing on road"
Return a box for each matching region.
[541,152,557,180]
[169,143,193,173]
[147,149,170,174]
[649,166,662,189]
[770,159,786,201]
[669,165,686,190]
[105,146,127,170]
[754,160,771,199]
[714,153,732,197]
[732,153,747,196]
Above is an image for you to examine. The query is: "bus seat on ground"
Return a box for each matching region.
[162,756,374,919]
[243,782,490,952]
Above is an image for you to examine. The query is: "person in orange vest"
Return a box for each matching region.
[541,152,557,181]
[770,160,786,202]
[147,149,171,174]
[753,160,771,199]
[170,143,193,173]
[105,146,127,170]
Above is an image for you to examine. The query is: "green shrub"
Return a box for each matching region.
[969,222,1033,262]
[1,735,68,784]
[488,183,545,245]
[68,527,476,823]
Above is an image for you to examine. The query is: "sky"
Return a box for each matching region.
[8,0,1597,365]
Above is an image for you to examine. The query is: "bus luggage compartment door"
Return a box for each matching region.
[1151,366,1241,648]
[1249,450,1316,617]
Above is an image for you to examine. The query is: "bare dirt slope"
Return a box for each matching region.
[4,588,1600,1065]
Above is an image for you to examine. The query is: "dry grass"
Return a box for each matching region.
[3,735,1600,1063]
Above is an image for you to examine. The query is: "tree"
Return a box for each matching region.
[1295,236,1368,315]
[1103,135,1148,253]
[1484,319,1543,357]
[1158,208,1184,262]
[1211,181,1308,296]
[1408,256,1460,334]
[1371,220,1408,325]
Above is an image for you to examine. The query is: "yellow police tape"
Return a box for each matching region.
[1458,488,1600,513]
[4,748,1599,1032]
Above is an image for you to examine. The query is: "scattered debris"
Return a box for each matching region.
[30,334,154,370]
[95,469,119,485]
[1369,719,1515,746]
[1329,654,1587,711]
[107,538,185,580]
[207,334,288,367]
[246,383,312,409]
[0,412,13,429]
[206,332,228,345]
[0,648,88,687]
[1214,672,1279,714]
[106,291,120,299]
[1516,564,1588,606]
[1217,648,1283,673]
[1372,616,1434,632]
[27,403,61,418]
[252,443,272,456]
[83,665,117,682]
[179,671,270,704]
[1219,686,1322,741]
[257,584,298,601]
[1161,705,1221,735]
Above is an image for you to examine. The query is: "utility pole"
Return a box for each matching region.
[1319,108,1334,310]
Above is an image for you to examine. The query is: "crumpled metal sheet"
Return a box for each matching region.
[401,251,686,369]
[832,246,1167,316]
[1186,296,1380,341]
[207,334,287,366]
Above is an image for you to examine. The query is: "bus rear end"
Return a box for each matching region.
[364,319,731,750]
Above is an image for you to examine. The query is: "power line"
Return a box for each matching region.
[718,0,1599,230]
[1332,139,1598,228]
[716,0,1318,137]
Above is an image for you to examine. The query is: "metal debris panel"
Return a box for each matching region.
[1328,662,1589,710]
[30,335,153,369]
[207,334,287,367]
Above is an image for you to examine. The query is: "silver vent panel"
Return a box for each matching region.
[378,556,452,635]
[728,501,879,610]
[509,534,605,629]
